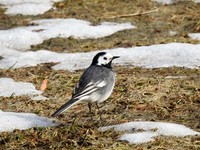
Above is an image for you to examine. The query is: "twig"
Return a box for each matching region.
[69,115,78,131]
[80,129,89,148]
[8,61,18,69]
[102,8,159,19]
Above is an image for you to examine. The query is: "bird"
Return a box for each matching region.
[51,52,119,117]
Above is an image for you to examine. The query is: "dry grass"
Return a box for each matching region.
[0,65,199,149]
[0,0,200,149]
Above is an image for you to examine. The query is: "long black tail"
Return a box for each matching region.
[51,98,80,117]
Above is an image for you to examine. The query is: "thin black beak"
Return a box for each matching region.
[112,56,120,59]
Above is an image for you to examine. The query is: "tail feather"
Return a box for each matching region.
[51,98,80,117]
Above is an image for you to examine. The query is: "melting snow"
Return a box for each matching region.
[0,78,47,100]
[0,110,57,132]
[0,18,134,50]
[0,0,62,16]
[0,0,199,139]
[153,0,173,4]
[0,43,200,70]
[154,0,200,4]
[169,30,177,36]
[165,75,187,79]
[99,121,200,144]
[119,132,158,144]
[189,33,200,40]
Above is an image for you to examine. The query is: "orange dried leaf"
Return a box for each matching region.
[40,79,47,92]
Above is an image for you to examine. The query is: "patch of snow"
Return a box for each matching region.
[99,121,200,144]
[0,110,57,132]
[165,75,187,79]
[0,18,134,50]
[0,28,43,50]
[30,95,48,101]
[0,78,47,100]
[0,0,62,16]
[119,132,158,144]
[153,0,173,4]
[0,43,199,70]
[108,43,200,69]
[30,19,134,40]
[169,30,177,36]
[189,33,200,40]
[0,0,59,5]
[153,0,200,4]
[4,3,52,16]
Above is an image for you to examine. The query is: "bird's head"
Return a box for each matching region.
[91,52,120,68]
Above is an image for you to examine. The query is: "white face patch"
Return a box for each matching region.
[97,53,113,66]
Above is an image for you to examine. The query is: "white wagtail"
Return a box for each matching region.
[52,52,119,117]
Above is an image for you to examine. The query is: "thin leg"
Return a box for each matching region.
[88,102,93,120]
[88,102,92,113]
[96,102,102,120]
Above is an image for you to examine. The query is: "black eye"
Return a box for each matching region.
[103,57,107,60]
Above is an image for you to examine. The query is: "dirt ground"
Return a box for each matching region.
[0,0,200,149]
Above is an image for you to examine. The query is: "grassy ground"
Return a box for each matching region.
[0,0,200,149]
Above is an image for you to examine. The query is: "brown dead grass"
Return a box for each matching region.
[0,0,200,149]
[0,65,199,149]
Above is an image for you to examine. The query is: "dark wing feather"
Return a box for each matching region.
[73,65,110,97]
